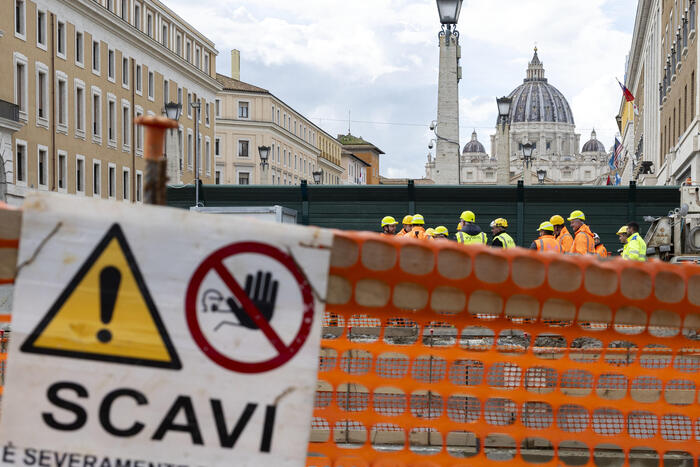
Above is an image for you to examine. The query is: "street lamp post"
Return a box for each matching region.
[496,96,512,185]
[537,169,547,184]
[190,100,201,207]
[521,142,534,185]
[433,0,463,185]
[258,145,270,184]
[163,102,182,186]
[164,102,182,121]
[312,169,323,185]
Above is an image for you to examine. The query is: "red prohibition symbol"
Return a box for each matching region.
[185,242,315,373]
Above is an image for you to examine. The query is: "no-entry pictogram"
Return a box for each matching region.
[185,242,315,373]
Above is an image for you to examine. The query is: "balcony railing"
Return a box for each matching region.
[671,46,677,74]
[691,0,697,37]
[0,99,19,122]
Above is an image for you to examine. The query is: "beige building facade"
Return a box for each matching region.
[621,0,698,186]
[341,150,369,185]
[337,133,384,184]
[215,51,343,185]
[1,0,218,205]
[316,131,343,184]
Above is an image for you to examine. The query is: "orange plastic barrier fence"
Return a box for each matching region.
[0,203,20,394]
[307,232,700,467]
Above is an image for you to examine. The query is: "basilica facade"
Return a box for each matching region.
[425,49,610,185]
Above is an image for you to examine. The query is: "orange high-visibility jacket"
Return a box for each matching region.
[535,235,561,253]
[411,226,426,240]
[556,227,574,252]
[595,243,608,257]
[569,224,596,255]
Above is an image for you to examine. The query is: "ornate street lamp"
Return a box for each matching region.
[537,169,547,184]
[519,142,535,185]
[258,145,270,170]
[522,142,534,168]
[312,169,323,185]
[496,96,512,128]
[495,96,513,185]
[190,100,201,207]
[164,102,182,121]
[436,0,463,26]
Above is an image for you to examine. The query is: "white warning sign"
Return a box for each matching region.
[0,194,333,466]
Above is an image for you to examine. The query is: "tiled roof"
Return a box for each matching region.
[337,133,385,154]
[215,74,269,93]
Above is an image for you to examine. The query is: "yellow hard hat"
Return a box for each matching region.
[550,215,565,226]
[412,214,425,225]
[616,226,628,235]
[567,210,586,221]
[434,226,449,236]
[490,218,508,228]
[381,216,398,227]
[537,221,554,232]
[460,210,476,223]
[425,228,436,237]
[402,215,413,224]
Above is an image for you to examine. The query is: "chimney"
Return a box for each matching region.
[231,49,240,81]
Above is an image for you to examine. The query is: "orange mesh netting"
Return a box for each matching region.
[0,204,19,397]
[307,232,700,467]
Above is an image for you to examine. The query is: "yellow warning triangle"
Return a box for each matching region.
[21,224,181,370]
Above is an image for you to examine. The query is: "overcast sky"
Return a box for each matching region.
[167,0,637,179]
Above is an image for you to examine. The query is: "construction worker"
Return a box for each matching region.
[425,227,436,240]
[381,216,398,235]
[411,214,427,240]
[550,215,574,253]
[490,218,516,248]
[617,226,628,243]
[455,210,488,245]
[566,210,595,255]
[622,221,647,261]
[593,233,608,257]
[433,226,449,240]
[530,221,561,253]
[396,215,413,237]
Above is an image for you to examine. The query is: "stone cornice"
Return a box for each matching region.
[318,157,343,172]
[66,0,221,92]
[147,0,217,51]
[0,117,24,133]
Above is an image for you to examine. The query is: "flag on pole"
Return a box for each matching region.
[615,173,622,185]
[617,78,635,102]
[611,138,622,169]
[606,175,612,185]
[614,138,624,168]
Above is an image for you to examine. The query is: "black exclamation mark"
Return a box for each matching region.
[97,266,121,343]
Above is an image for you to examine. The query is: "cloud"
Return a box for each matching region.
[166,0,636,180]
[168,0,436,82]
[387,167,412,179]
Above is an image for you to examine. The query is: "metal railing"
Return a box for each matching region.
[691,0,697,34]
[0,100,19,122]
[672,46,677,72]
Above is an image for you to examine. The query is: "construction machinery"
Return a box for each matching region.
[645,181,700,263]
